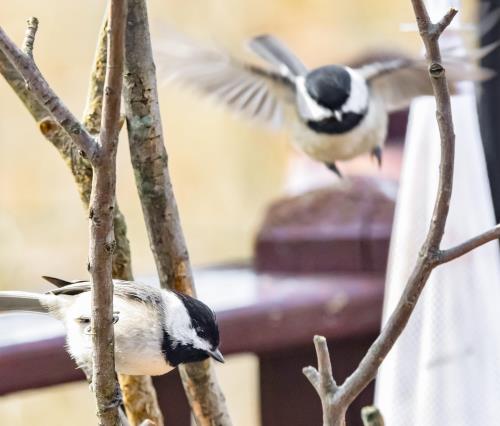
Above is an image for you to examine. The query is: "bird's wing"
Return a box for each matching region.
[248,34,308,77]
[47,280,92,296]
[47,279,163,306]
[154,31,297,128]
[42,276,86,288]
[358,44,497,112]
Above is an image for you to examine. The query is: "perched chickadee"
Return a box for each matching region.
[156,32,495,176]
[0,276,224,376]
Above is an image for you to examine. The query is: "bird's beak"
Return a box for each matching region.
[208,348,225,363]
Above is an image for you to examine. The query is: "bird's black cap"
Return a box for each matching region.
[305,65,351,111]
[175,291,220,349]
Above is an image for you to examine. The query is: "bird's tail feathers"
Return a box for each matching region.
[248,35,308,77]
[0,292,48,314]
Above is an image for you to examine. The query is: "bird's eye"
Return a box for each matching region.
[76,317,91,324]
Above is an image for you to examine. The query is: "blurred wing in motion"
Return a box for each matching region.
[248,34,308,77]
[154,31,300,129]
[358,43,498,112]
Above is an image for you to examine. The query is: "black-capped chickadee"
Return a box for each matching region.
[0,276,224,376]
[156,31,495,176]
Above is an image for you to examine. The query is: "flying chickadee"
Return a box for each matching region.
[156,31,496,176]
[0,277,224,376]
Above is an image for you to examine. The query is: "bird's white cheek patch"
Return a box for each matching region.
[295,76,334,121]
[342,68,369,115]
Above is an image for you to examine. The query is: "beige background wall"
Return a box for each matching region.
[0,0,475,424]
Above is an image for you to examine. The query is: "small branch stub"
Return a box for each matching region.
[361,406,385,426]
[429,62,444,78]
[303,336,337,396]
[22,17,38,58]
[433,8,458,38]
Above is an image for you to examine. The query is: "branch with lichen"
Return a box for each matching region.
[82,14,163,426]
[302,3,500,425]
[0,3,128,424]
[0,12,161,426]
[0,27,96,159]
[122,1,232,425]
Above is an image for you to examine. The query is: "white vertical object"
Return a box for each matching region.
[374,3,500,424]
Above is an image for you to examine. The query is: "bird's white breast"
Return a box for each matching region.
[291,95,388,163]
[63,292,172,376]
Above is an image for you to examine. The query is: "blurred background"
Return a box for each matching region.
[0,0,483,425]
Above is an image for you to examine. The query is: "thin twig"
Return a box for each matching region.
[89,0,127,424]
[432,8,459,38]
[438,224,500,264]
[0,26,97,159]
[122,1,231,424]
[303,366,321,394]
[21,17,38,58]
[83,17,108,135]
[316,336,337,395]
[302,336,341,426]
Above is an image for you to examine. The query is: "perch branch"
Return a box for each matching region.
[88,0,126,424]
[82,13,163,426]
[122,1,231,425]
[0,12,160,425]
[0,23,97,159]
[438,224,500,264]
[304,3,500,425]
[0,12,161,425]
[22,17,38,58]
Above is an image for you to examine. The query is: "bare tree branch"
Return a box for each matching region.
[89,0,126,424]
[122,1,231,425]
[0,24,97,159]
[0,11,162,426]
[303,366,321,394]
[82,13,163,426]
[432,8,459,39]
[303,4,500,424]
[21,17,38,58]
[83,17,108,135]
[438,224,500,264]
[315,336,337,395]
[117,374,163,426]
[302,336,341,426]
[332,7,460,409]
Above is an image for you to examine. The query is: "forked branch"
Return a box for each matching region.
[0,24,97,158]
[0,4,127,425]
[303,2,500,425]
